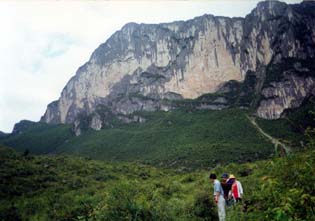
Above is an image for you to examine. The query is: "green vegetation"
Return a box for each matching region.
[1,140,314,221]
[59,109,277,169]
[1,106,311,220]
[0,145,217,221]
[1,109,297,169]
[222,148,315,221]
[255,118,303,146]
[2,121,72,154]
[256,96,315,148]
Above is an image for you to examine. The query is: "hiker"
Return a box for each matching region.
[221,173,232,206]
[228,174,243,203]
[209,173,226,221]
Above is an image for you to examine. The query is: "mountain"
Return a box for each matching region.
[2,2,315,220]
[0,131,8,138]
[40,1,315,135]
[2,120,72,155]
[2,1,314,169]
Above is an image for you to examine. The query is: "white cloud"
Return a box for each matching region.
[0,0,302,133]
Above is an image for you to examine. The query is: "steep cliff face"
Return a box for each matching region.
[42,15,247,125]
[252,1,315,119]
[257,74,315,119]
[41,1,315,133]
[256,56,315,119]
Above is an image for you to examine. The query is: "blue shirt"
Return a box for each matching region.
[213,179,224,196]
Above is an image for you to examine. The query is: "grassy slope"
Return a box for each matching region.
[59,109,277,167]
[2,108,306,169]
[1,123,72,154]
[1,144,314,221]
[2,109,285,169]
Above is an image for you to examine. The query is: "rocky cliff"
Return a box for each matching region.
[41,1,315,134]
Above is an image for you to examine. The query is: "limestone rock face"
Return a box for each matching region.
[90,114,102,131]
[41,1,315,132]
[257,75,315,119]
[42,15,247,125]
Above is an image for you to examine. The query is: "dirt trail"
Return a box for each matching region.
[246,115,291,155]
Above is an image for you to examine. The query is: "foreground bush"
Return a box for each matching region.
[1,144,315,220]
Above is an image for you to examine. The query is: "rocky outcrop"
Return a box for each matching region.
[257,74,315,119]
[41,1,315,133]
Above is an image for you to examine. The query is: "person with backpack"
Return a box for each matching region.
[228,174,243,202]
[209,173,226,221]
[221,173,232,206]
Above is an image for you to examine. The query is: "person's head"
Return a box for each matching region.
[227,174,236,184]
[221,173,229,182]
[229,174,236,179]
[209,173,216,183]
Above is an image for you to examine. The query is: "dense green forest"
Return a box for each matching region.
[1,108,305,169]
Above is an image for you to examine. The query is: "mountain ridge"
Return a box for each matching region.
[38,1,315,135]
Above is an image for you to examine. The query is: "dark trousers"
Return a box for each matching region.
[235,198,242,202]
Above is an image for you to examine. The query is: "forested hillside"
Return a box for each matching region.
[2,108,306,169]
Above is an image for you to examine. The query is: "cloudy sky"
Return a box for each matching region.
[0,0,301,133]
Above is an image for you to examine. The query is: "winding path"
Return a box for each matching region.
[246,115,291,155]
